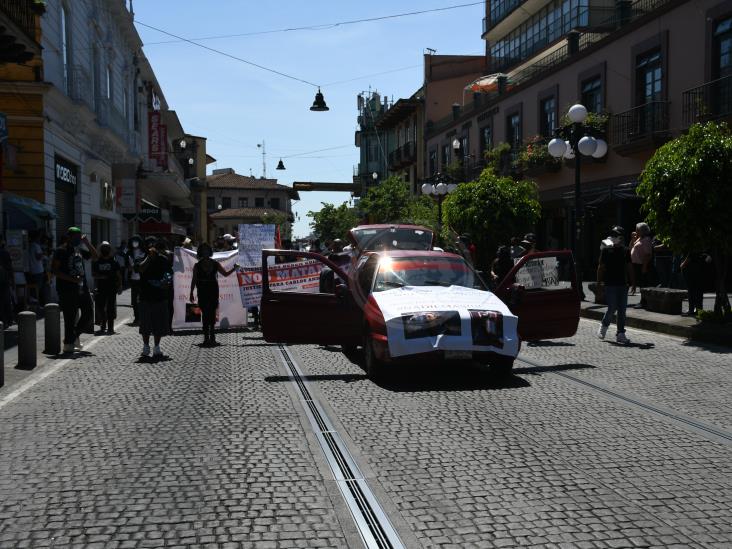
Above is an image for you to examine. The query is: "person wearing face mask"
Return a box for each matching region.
[189,242,239,346]
[51,227,98,353]
[596,226,635,344]
[92,241,122,334]
[126,236,145,325]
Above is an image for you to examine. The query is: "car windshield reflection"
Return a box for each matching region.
[373,256,486,292]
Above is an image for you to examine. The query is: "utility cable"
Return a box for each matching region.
[142,2,484,45]
[134,20,320,88]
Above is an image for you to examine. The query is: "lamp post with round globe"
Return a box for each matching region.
[421,173,457,233]
[547,103,608,298]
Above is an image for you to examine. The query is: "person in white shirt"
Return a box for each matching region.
[28,230,47,305]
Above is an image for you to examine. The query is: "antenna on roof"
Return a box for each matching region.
[257,141,267,178]
[425,48,437,55]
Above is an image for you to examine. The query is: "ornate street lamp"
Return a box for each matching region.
[547,103,608,299]
[421,172,457,232]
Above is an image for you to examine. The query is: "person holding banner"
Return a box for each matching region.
[189,242,239,346]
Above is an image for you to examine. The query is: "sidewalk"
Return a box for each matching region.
[580,282,732,346]
[2,290,133,389]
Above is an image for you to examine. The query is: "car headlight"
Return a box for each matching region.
[401,311,460,339]
[469,310,504,348]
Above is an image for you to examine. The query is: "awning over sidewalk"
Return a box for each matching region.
[4,193,56,229]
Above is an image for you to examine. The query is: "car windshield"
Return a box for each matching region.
[351,227,433,251]
[373,256,486,292]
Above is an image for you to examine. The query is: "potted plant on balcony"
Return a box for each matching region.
[484,142,513,177]
[515,135,562,177]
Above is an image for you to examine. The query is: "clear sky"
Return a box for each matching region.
[133,1,486,239]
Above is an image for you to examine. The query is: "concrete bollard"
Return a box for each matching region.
[44,303,61,355]
[1,321,4,387]
[17,311,37,370]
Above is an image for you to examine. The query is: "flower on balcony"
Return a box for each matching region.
[514,136,561,175]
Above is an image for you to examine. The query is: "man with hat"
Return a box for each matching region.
[596,225,634,344]
[520,233,537,256]
[51,227,98,353]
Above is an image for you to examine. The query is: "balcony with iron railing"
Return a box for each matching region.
[428,0,675,137]
[0,0,43,40]
[682,75,732,127]
[610,101,670,155]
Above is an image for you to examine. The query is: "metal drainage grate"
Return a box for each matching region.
[278,345,405,549]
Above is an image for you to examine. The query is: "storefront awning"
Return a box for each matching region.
[4,193,56,229]
[139,221,187,236]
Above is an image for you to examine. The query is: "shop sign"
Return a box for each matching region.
[140,202,162,221]
[148,111,168,169]
[55,156,78,191]
[119,178,138,217]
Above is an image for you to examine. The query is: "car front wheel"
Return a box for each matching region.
[489,356,514,377]
[363,334,385,380]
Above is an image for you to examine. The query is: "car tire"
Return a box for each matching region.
[341,344,358,355]
[363,334,385,380]
[489,356,514,376]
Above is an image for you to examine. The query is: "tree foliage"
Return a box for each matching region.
[307,202,360,243]
[637,121,732,318]
[442,168,541,270]
[359,177,438,229]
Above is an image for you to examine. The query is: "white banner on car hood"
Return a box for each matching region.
[371,285,519,358]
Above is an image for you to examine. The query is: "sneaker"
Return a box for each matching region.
[141,344,151,357]
[74,338,84,350]
[153,345,163,357]
[616,332,630,344]
[597,325,608,339]
[63,343,74,353]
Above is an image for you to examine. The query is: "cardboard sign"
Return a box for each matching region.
[515,257,560,289]
[237,259,323,308]
[238,224,275,268]
[172,248,247,330]
[371,285,519,358]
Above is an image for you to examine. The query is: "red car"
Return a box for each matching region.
[260,242,580,378]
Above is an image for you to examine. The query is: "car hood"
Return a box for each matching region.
[370,285,515,318]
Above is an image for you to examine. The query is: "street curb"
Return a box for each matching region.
[580,306,732,347]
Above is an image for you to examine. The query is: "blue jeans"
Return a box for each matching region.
[602,285,628,334]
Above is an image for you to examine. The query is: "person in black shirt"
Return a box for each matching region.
[190,243,238,346]
[596,226,635,344]
[491,245,514,286]
[135,238,174,358]
[52,227,98,353]
[92,241,122,334]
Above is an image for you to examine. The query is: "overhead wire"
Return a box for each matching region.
[141,2,484,45]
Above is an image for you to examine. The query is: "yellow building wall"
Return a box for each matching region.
[1,91,45,203]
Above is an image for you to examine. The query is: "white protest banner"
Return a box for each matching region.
[370,285,519,358]
[238,224,275,267]
[515,257,560,289]
[172,247,247,330]
[237,259,323,308]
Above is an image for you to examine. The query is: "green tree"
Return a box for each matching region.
[358,176,438,229]
[307,202,360,243]
[442,168,541,270]
[637,122,732,319]
[260,211,289,241]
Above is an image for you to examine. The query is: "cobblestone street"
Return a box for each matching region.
[1,318,730,548]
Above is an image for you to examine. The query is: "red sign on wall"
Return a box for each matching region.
[148,110,162,164]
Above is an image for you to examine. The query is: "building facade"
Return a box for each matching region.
[206,168,298,239]
[1,0,203,246]
[424,0,732,270]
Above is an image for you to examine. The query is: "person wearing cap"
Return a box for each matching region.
[92,241,122,334]
[596,226,634,344]
[51,227,98,353]
[519,233,537,257]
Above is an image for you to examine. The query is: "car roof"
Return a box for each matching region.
[364,250,464,260]
[351,224,432,230]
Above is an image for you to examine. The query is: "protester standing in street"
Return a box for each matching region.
[135,238,173,358]
[51,227,97,353]
[681,252,710,316]
[92,241,122,334]
[630,223,653,300]
[596,226,634,344]
[0,234,15,327]
[509,237,524,260]
[491,245,514,286]
[189,242,239,346]
[28,230,47,305]
[126,236,145,325]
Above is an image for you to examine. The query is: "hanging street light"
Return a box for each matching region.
[547,103,608,300]
[310,88,329,111]
[276,159,286,170]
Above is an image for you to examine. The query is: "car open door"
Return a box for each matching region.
[494,250,580,340]
[260,250,361,346]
